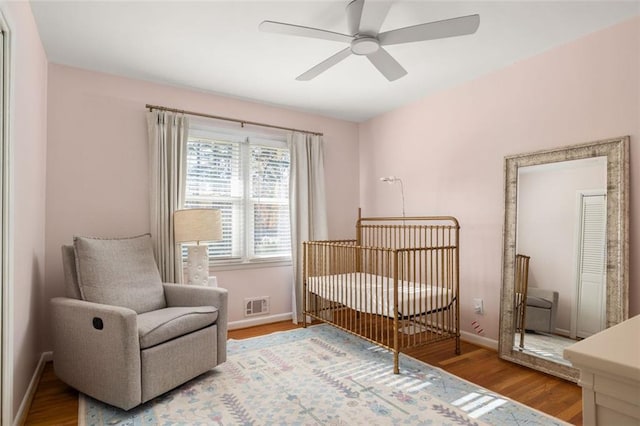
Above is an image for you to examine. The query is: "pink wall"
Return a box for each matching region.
[44,65,360,332]
[0,1,49,421]
[359,17,639,341]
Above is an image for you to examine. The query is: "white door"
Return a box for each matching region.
[0,27,4,418]
[0,24,11,423]
[574,192,606,339]
[0,26,6,422]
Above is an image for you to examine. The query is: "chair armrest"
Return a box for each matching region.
[50,297,142,410]
[163,284,228,363]
[163,283,227,308]
[549,290,559,331]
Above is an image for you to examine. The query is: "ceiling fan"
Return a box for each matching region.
[259,0,480,82]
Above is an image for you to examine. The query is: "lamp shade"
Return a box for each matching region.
[174,209,222,243]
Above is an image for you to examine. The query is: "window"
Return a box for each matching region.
[184,127,291,265]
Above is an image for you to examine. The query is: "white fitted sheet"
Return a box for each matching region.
[307,272,453,318]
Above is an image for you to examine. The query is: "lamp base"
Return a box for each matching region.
[185,245,209,286]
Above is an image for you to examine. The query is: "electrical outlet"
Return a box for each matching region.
[473,298,484,314]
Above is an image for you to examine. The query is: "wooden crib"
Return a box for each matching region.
[302,213,460,373]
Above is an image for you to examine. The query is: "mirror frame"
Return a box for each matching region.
[498,136,629,382]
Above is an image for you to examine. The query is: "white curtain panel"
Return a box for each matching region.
[147,111,189,283]
[288,132,328,323]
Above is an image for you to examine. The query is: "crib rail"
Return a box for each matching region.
[357,216,459,249]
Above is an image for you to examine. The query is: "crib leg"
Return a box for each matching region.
[393,351,400,374]
[455,335,461,355]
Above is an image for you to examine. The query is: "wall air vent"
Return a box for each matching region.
[245,297,270,317]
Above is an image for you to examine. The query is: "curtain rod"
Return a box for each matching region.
[145,104,323,136]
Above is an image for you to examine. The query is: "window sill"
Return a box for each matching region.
[210,259,292,272]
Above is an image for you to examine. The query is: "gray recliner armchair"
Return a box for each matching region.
[525,287,558,334]
[51,234,227,410]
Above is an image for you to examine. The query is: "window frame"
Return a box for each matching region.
[184,124,292,270]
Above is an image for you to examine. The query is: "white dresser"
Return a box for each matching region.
[564,315,640,426]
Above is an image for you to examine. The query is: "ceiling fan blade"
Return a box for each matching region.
[358,1,392,36]
[379,14,480,46]
[259,20,353,44]
[346,0,364,36]
[296,48,352,81]
[366,47,407,81]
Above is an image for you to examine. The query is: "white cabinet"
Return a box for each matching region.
[564,315,640,425]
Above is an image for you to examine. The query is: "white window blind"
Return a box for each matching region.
[250,140,291,258]
[184,130,291,264]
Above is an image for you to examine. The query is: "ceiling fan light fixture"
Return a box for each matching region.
[351,37,379,55]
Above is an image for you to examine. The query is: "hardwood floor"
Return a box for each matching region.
[24,321,582,425]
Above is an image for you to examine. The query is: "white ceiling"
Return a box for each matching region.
[30,1,639,122]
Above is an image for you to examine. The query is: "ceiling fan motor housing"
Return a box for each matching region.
[351,36,380,55]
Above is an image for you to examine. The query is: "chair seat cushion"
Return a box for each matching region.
[137,306,218,349]
[526,295,552,309]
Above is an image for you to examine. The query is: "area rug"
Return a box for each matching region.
[515,331,576,366]
[80,324,568,425]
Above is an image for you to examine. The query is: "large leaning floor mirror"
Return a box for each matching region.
[499,136,629,382]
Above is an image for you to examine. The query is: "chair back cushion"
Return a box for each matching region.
[73,234,166,313]
[526,295,553,310]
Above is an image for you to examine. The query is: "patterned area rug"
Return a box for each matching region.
[80,325,567,425]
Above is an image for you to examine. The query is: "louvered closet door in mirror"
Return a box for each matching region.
[574,192,606,339]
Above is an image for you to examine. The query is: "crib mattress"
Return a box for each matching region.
[307,272,453,317]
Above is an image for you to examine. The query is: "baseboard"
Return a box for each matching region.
[228,317,499,350]
[14,351,52,426]
[460,331,498,351]
[228,312,293,330]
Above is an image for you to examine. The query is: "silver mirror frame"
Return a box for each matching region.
[498,136,629,382]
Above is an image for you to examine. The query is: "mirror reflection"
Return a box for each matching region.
[514,157,607,366]
[498,136,628,382]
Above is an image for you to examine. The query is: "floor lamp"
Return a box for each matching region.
[174,208,222,286]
